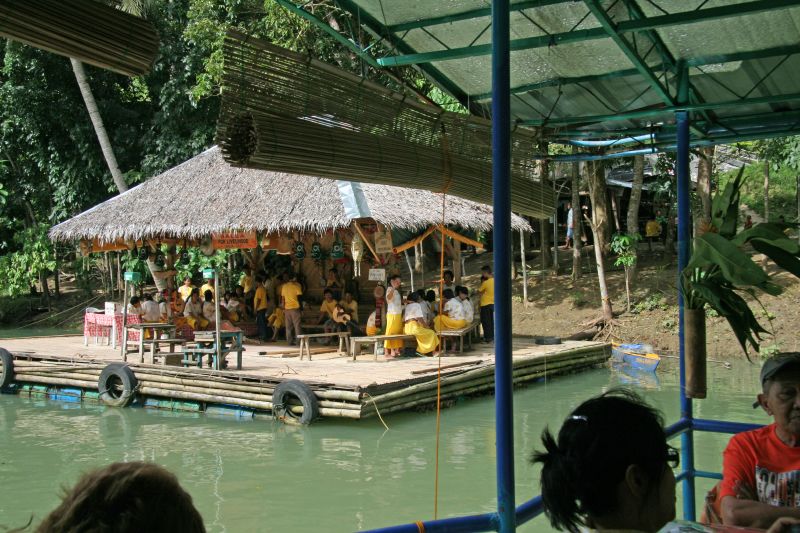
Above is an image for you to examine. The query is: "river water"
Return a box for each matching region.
[0,358,766,532]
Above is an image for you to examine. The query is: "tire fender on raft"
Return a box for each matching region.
[98,363,138,407]
[272,379,320,425]
[0,348,14,391]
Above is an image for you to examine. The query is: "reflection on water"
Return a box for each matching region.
[0,361,767,532]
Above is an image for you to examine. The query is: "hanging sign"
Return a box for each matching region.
[368,268,386,281]
[123,271,142,283]
[211,231,257,250]
[374,228,393,254]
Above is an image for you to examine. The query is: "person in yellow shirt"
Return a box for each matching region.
[199,280,215,300]
[177,277,194,301]
[253,274,269,341]
[341,292,359,323]
[268,306,285,341]
[280,273,304,346]
[318,289,338,341]
[239,266,254,295]
[478,265,494,343]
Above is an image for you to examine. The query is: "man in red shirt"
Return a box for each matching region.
[721,353,800,528]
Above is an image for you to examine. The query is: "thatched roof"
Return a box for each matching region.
[50,146,532,242]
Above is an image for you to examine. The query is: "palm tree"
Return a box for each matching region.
[71,0,153,194]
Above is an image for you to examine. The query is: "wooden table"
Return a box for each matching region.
[185,330,244,370]
[125,323,178,364]
[296,332,350,361]
[350,334,415,360]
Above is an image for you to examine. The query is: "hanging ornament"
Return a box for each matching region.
[180,249,191,265]
[310,241,322,261]
[351,234,364,277]
[294,241,306,260]
[154,251,166,268]
[331,238,344,260]
[138,246,149,261]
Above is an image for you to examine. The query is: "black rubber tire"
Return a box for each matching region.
[98,363,138,407]
[534,336,562,345]
[0,348,14,390]
[272,380,320,425]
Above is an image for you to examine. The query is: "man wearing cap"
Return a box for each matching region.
[720,353,800,528]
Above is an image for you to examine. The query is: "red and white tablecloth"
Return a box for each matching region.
[84,312,141,343]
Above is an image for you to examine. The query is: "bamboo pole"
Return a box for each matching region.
[521,230,528,305]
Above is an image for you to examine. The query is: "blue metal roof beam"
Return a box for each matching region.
[376,0,800,67]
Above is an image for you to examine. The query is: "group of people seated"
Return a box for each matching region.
[535,352,800,533]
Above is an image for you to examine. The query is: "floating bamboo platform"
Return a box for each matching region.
[0,335,609,423]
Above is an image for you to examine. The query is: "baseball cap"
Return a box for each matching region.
[760,352,800,385]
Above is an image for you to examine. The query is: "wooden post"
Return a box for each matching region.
[453,239,462,284]
[214,271,221,368]
[403,249,415,292]
[520,230,528,305]
[120,280,128,360]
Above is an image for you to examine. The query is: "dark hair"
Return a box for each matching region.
[36,462,205,533]
[255,274,265,283]
[443,270,454,279]
[189,288,200,298]
[481,265,492,273]
[129,296,140,306]
[288,273,297,281]
[425,290,436,302]
[323,289,333,296]
[143,293,153,302]
[407,292,421,303]
[203,290,213,302]
[389,274,401,283]
[456,285,468,297]
[531,389,670,532]
[442,289,454,299]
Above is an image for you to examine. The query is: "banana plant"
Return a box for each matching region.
[680,167,800,357]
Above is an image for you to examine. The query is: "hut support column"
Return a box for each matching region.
[404,249,415,291]
[520,231,528,306]
[453,240,462,283]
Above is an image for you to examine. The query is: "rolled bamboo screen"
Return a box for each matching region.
[0,0,159,77]
[216,30,555,218]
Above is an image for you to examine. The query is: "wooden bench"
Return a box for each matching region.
[350,334,416,361]
[439,322,480,354]
[296,332,350,361]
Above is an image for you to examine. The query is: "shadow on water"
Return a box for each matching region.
[0,361,771,532]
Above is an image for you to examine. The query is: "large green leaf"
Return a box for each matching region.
[731,223,800,253]
[711,166,744,238]
[752,240,800,278]
[694,233,770,288]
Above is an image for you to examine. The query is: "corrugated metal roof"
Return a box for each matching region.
[336,0,800,154]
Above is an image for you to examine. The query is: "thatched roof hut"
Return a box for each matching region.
[50,146,532,243]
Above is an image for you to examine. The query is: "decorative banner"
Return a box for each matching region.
[368,268,386,281]
[374,227,393,254]
[331,239,344,259]
[211,231,257,250]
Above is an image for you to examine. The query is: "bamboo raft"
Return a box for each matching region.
[0,336,609,423]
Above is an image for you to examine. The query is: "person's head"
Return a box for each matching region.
[757,353,800,440]
[189,288,200,302]
[129,296,141,308]
[143,293,153,302]
[203,290,213,302]
[457,286,469,299]
[36,461,205,533]
[182,277,191,286]
[389,274,401,288]
[288,273,297,282]
[327,268,337,279]
[255,274,265,285]
[443,270,454,283]
[323,289,334,301]
[481,265,492,279]
[243,266,252,273]
[746,215,752,221]
[224,290,232,301]
[161,289,169,301]
[343,292,353,303]
[442,289,454,300]
[407,291,421,303]
[425,290,436,303]
[235,285,244,296]
[567,201,572,209]
[532,389,675,533]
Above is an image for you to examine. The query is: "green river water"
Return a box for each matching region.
[0,354,767,532]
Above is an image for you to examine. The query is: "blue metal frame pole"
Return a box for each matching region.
[676,105,696,520]
[491,0,515,531]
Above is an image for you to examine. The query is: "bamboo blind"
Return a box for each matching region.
[216,30,555,218]
[0,0,159,77]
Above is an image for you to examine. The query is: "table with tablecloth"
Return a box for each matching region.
[83,312,141,348]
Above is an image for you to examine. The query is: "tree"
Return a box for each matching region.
[611,233,639,313]
[694,146,714,236]
[625,154,645,281]
[584,158,614,323]
[571,159,582,280]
